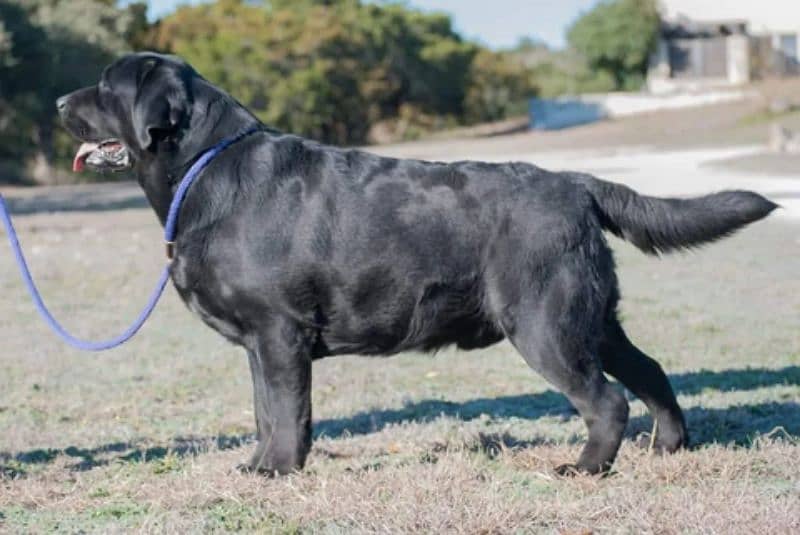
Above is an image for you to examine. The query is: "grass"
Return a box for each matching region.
[1,188,799,533]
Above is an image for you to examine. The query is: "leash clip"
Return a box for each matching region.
[165,241,176,261]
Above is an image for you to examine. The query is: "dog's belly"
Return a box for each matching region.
[317,276,505,356]
[175,274,505,356]
[320,314,505,356]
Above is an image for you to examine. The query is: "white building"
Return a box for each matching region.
[649,0,800,91]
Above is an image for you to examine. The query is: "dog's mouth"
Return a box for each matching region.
[72,139,131,173]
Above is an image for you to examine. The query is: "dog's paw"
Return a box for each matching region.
[554,462,614,478]
[554,463,583,477]
[235,461,282,478]
[236,455,303,477]
[634,426,689,454]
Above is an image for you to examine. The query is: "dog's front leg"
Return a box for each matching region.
[241,316,312,476]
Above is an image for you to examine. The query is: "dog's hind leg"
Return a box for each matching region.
[507,312,629,475]
[599,319,688,453]
[498,251,629,475]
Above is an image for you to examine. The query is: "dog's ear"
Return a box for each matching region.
[132,59,190,150]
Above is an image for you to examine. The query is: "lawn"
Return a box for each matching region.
[1,184,799,533]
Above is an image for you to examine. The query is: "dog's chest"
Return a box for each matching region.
[170,254,246,344]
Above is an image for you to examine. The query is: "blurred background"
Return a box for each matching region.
[2,0,798,185]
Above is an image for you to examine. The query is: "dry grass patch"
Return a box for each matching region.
[2,435,799,533]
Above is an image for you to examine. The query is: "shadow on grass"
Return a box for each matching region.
[0,434,253,478]
[314,390,573,439]
[312,366,800,440]
[627,402,800,446]
[668,365,800,396]
[2,366,798,477]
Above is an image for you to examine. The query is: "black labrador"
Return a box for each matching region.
[57,52,777,476]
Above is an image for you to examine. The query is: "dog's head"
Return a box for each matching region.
[57,52,194,173]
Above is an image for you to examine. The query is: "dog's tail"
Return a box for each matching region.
[576,174,778,255]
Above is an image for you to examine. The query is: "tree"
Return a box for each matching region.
[464,48,536,123]
[567,0,660,91]
[0,0,139,183]
[0,1,49,180]
[151,0,479,145]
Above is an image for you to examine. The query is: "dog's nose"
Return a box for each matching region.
[56,95,69,112]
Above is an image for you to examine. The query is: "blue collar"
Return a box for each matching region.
[163,125,261,259]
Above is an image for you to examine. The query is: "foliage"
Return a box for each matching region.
[525,51,616,98]
[464,48,536,123]
[508,38,616,98]
[150,0,492,145]
[0,0,143,183]
[566,0,660,91]
[0,1,47,173]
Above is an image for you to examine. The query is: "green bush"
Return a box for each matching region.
[0,0,144,183]
[567,0,659,91]
[152,0,487,145]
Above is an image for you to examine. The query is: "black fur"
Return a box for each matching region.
[574,174,777,254]
[57,53,777,476]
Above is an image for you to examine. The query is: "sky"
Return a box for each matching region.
[138,0,603,50]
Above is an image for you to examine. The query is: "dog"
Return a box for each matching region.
[57,52,777,476]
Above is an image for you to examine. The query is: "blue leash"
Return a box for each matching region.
[0,126,259,351]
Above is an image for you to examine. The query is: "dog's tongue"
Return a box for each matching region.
[73,142,100,172]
